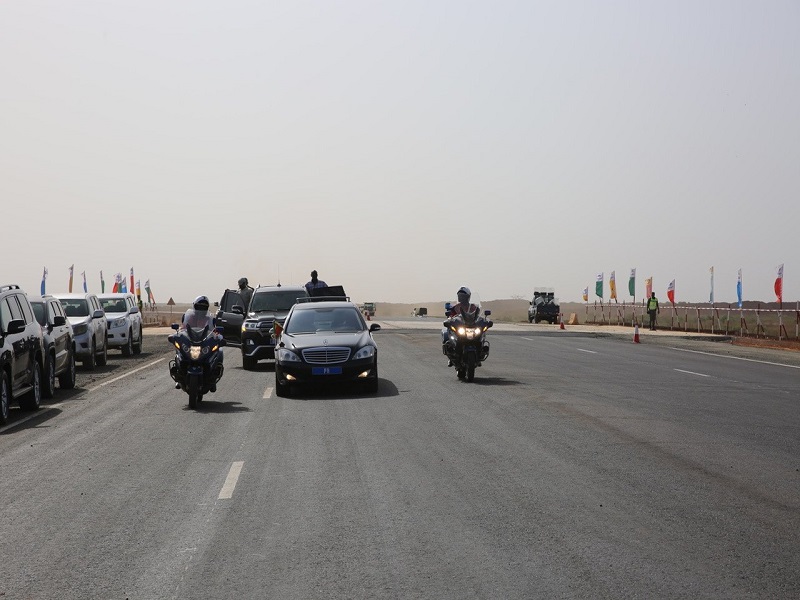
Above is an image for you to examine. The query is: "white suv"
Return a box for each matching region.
[98,293,143,356]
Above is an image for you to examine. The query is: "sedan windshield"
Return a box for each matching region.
[285,307,364,334]
[60,299,90,318]
[250,291,302,312]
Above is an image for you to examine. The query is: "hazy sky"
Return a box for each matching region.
[2,1,798,305]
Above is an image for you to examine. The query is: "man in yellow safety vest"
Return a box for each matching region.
[647,292,660,330]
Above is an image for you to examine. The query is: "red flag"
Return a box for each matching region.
[667,279,675,305]
[774,264,784,304]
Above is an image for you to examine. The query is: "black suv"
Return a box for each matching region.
[0,285,45,424]
[241,285,308,370]
[29,295,76,398]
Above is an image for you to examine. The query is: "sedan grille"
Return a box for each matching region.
[302,347,351,364]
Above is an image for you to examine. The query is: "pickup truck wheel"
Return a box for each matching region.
[0,372,10,425]
[84,341,97,370]
[97,336,108,366]
[122,330,133,356]
[20,359,41,411]
[133,327,143,355]
[58,350,76,389]
[42,353,56,399]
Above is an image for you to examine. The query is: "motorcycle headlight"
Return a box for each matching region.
[189,346,202,360]
[473,327,482,335]
[457,327,466,336]
[277,348,301,363]
[111,317,127,328]
[353,346,375,360]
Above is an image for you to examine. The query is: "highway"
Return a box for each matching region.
[1,323,798,599]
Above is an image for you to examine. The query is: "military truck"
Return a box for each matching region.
[528,288,560,324]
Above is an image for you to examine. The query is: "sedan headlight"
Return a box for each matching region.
[72,323,88,335]
[277,348,301,363]
[353,346,375,360]
[111,317,127,328]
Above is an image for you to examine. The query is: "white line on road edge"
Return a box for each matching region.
[675,368,710,377]
[670,347,800,370]
[219,461,244,499]
[263,387,272,399]
[521,337,536,341]
[577,348,597,354]
[86,358,166,392]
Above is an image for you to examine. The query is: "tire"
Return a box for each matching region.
[58,349,76,389]
[122,330,133,356]
[0,371,10,425]
[20,359,41,411]
[188,375,200,409]
[84,340,97,370]
[42,353,56,399]
[133,327,142,355]
[242,355,256,370]
[365,363,378,393]
[97,335,108,366]
[457,368,466,380]
[274,369,289,397]
[467,353,476,382]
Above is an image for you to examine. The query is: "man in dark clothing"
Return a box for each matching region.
[305,270,328,295]
[238,277,254,313]
[647,292,660,330]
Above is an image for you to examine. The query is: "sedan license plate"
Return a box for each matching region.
[312,366,342,375]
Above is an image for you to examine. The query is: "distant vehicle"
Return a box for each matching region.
[528,288,560,324]
[361,302,376,317]
[98,293,143,356]
[273,298,380,397]
[55,292,109,369]
[0,284,45,423]
[29,295,76,397]
[241,285,308,370]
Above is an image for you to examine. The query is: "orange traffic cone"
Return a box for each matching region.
[559,314,565,330]
[633,323,640,343]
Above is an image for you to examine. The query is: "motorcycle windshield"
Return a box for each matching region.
[182,309,215,342]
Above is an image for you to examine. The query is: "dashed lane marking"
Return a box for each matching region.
[675,368,711,378]
[577,348,597,354]
[219,461,244,499]
[670,347,800,370]
[263,387,272,399]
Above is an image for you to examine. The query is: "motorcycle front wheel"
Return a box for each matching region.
[467,353,476,382]
[188,374,200,409]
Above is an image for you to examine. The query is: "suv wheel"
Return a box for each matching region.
[97,336,108,366]
[20,359,41,411]
[242,355,256,370]
[122,330,133,356]
[58,349,76,390]
[42,353,56,399]
[0,371,9,425]
[133,327,143,355]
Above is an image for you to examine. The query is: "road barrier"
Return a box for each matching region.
[584,301,800,341]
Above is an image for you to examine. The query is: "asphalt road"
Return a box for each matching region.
[1,325,798,599]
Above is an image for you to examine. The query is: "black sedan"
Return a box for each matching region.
[273,301,380,397]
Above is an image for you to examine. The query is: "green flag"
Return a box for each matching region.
[595,273,603,299]
[628,268,636,297]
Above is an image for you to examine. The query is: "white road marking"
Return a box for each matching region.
[577,348,597,354]
[670,347,800,370]
[219,461,244,499]
[87,358,166,392]
[675,368,710,378]
[263,387,272,399]
[521,337,536,341]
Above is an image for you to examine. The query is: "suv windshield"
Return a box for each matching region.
[60,299,90,318]
[31,302,47,326]
[100,298,128,313]
[250,290,303,313]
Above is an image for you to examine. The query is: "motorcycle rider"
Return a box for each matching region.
[238,277,254,313]
[442,286,479,366]
[177,295,224,390]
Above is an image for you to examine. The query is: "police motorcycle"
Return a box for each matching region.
[168,296,225,409]
[442,289,493,382]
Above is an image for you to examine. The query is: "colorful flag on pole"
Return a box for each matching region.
[41,267,48,295]
[595,273,603,299]
[667,279,676,305]
[120,274,127,294]
[645,277,653,299]
[136,279,141,301]
[100,270,105,293]
[609,271,617,301]
[628,268,636,298]
[82,271,87,293]
[709,266,714,304]
[582,287,588,302]
[112,273,120,293]
[145,279,154,303]
[130,268,135,297]
[68,264,74,293]
[737,269,743,308]
[775,263,784,305]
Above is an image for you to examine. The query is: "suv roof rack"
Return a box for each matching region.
[296,296,351,303]
[0,284,22,293]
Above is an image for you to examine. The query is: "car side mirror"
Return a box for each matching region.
[214,301,220,307]
[7,319,26,335]
[484,310,491,317]
[171,323,180,330]
[93,309,104,319]
[443,321,450,327]
[486,321,494,328]
[369,323,381,332]
[232,305,244,315]
[53,315,66,327]
[129,306,139,314]
[167,334,176,344]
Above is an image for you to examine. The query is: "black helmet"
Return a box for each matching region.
[238,277,248,288]
[193,295,210,311]
[457,286,471,302]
